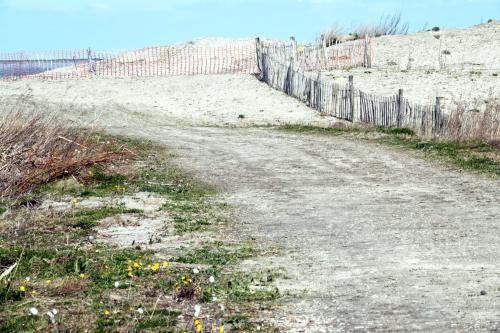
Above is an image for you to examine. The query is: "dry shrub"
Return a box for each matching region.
[0,96,130,198]
[439,101,500,143]
[321,12,409,44]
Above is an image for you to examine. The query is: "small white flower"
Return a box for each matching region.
[208,276,215,284]
[194,304,201,317]
[46,311,55,323]
[25,276,31,282]
[29,307,39,316]
[114,281,120,288]
[136,308,144,315]
[51,309,58,315]
[193,268,200,274]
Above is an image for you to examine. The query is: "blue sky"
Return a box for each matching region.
[0,0,498,50]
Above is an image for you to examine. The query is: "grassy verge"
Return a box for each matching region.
[0,134,279,332]
[280,124,500,176]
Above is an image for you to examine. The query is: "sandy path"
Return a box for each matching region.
[1,75,499,331]
[111,125,499,332]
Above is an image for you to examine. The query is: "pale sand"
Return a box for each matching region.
[321,21,500,109]
[0,75,334,127]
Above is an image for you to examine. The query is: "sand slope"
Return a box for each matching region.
[321,21,500,108]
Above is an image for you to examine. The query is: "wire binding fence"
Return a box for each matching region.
[260,37,372,70]
[0,43,258,80]
[256,42,444,135]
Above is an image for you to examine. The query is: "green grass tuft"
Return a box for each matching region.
[376,127,415,136]
[174,242,255,267]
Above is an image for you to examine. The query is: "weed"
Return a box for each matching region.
[174,242,255,267]
[279,124,361,135]
[68,207,143,229]
[377,127,415,136]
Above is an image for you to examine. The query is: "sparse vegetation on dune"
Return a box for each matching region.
[322,12,410,44]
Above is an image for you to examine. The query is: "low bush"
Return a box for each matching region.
[0,96,130,198]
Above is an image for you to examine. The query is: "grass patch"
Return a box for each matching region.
[380,136,500,175]
[376,127,415,136]
[0,133,279,332]
[174,242,256,267]
[279,124,361,135]
[280,124,500,176]
[68,207,143,230]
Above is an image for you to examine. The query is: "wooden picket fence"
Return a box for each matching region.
[256,40,444,135]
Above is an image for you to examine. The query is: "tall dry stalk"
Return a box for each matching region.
[438,101,500,144]
[0,96,130,198]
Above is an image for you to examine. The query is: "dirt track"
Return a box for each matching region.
[114,125,499,332]
[1,76,499,332]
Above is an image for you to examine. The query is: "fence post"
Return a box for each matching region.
[397,89,404,127]
[364,36,372,68]
[434,96,443,133]
[316,71,322,112]
[255,37,261,73]
[349,75,354,122]
[290,36,298,62]
[321,34,327,66]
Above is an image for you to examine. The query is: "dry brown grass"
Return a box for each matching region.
[438,101,500,144]
[0,96,130,199]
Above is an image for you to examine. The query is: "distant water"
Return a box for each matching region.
[0,59,90,78]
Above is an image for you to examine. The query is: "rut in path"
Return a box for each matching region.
[110,125,500,333]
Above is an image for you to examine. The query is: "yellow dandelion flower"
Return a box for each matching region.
[127,259,132,263]
[162,261,169,268]
[79,273,85,279]
[46,280,52,284]
[194,319,202,332]
[127,272,134,278]
[219,325,224,333]
[104,309,110,316]
[127,266,133,271]
[133,262,141,268]
[19,286,26,292]
[152,263,160,271]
